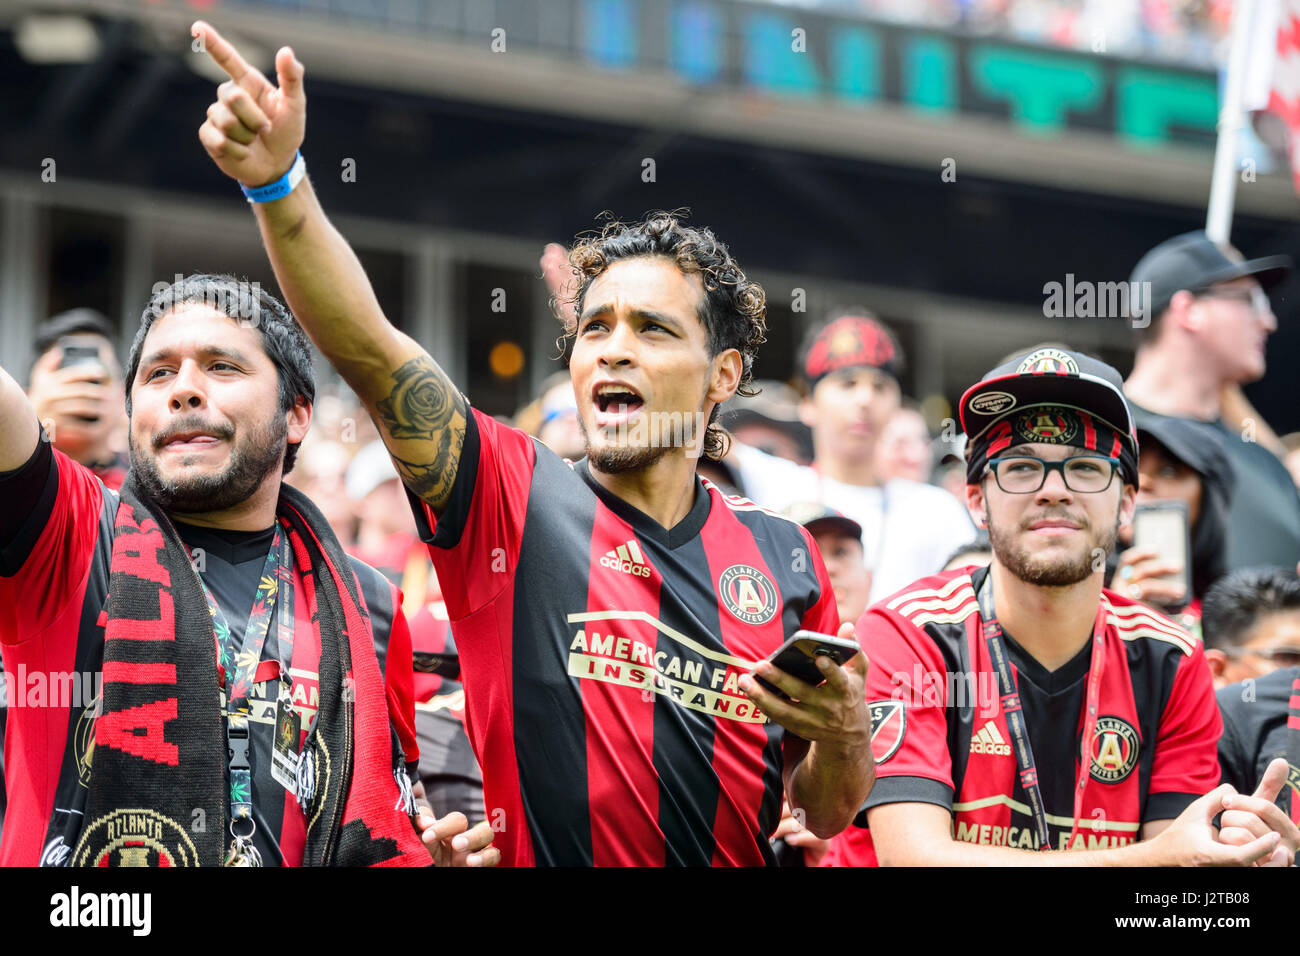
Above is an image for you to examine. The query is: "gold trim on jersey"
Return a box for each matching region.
[951,793,1142,832]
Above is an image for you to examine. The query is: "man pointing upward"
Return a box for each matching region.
[191,21,875,866]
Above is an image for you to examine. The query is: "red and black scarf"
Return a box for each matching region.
[68,476,428,867]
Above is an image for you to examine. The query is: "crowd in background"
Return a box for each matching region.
[3,223,1300,864]
[769,0,1232,65]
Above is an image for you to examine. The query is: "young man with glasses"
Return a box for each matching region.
[1124,231,1300,571]
[831,347,1298,865]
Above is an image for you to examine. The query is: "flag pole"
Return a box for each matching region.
[1207,0,1262,243]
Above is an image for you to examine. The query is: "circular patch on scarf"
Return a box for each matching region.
[72,808,201,867]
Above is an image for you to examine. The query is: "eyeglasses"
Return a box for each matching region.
[986,455,1120,494]
[1196,286,1271,314]
[1221,645,1300,668]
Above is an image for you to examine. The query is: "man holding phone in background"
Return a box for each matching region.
[837,347,1297,866]
[25,309,128,491]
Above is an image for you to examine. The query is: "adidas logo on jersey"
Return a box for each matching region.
[600,539,652,578]
[970,720,1011,756]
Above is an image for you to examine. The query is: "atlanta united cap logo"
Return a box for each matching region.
[1017,348,1079,375]
[1085,716,1140,784]
[868,700,906,764]
[717,564,779,626]
[1013,406,1081,445]
[72,808,201,867]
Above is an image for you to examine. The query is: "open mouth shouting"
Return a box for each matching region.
[592,381,645,428]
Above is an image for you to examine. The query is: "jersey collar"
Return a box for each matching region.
[574,458,711,549]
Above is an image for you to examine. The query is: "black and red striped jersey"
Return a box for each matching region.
[822,565,1220,866]
[411,409,840,866]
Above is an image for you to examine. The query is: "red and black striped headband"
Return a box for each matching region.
[966,404,1139,487]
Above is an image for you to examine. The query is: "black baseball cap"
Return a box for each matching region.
[1129,230,1291,320]
[960,346,1140,487]
[960,347,1135,447]
[784,502,863,543]
[1131,407,1235,497]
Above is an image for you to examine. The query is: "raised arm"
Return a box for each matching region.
[0,363,41,473]
[191,20,466,513]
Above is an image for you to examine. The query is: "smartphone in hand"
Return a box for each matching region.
[755,629,860,699]
[1132,500,1191,609]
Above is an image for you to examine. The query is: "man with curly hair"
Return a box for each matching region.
[192,21,874,866]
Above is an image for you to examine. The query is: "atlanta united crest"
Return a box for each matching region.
[717,564,778,626]
[1017,348,1078,375]
[1014,406,1080,445]
[1085,716,1140,784]
[71,809,201,867]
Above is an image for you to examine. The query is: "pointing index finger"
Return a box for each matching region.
[192,20,255,84]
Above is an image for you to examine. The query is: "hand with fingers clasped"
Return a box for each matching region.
[1142,779,1291,867]
[1215,758,1300,867]
[414,807,501,868]
[191,19,306,189]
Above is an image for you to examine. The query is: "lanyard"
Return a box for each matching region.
[191,524,295,834]
[975,572,1108,851]
[1287,672,1300,824]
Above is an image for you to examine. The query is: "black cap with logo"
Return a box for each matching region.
[959,347,1139,487]
[1129,230,1291,319]
[784,502,863,544]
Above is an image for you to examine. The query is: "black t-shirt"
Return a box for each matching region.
[1209,419,1300,571]
[1124,402,1300,572]
[1217,665,1299,819]
[1002,630,1095,822]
